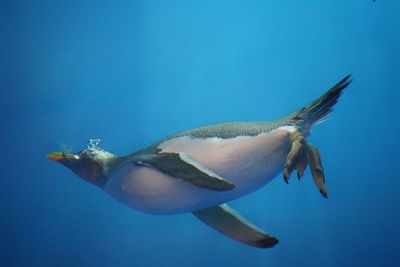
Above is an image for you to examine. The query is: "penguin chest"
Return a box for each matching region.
[104,127,293,214]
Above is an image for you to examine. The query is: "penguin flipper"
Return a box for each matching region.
[134,152,235,191]
[193,204,279,248]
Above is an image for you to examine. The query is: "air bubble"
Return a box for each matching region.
[87,138,102,150]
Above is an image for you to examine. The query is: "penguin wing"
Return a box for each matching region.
[133,152,235,191]
[193,204,278,248]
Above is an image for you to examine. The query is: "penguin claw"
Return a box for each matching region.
[283,129,328,198]
[283,168,290,184]
[296,171,303,180]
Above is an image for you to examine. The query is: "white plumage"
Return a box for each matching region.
[104,126,294,214]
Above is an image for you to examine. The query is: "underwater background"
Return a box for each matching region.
[2,0,400,266]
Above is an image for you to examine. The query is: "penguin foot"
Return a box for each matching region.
[283,130,308,183]
[307,144,328,198]
[283,130,328,198]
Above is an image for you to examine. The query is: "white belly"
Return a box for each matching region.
[104,126,293,214]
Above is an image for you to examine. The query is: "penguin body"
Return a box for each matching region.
[105,125,294,214]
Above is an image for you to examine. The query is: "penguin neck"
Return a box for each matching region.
[79,149,121,188]
[81,149,143,188]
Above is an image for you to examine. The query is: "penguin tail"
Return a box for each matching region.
[289,74,352,135]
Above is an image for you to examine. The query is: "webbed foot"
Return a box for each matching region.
[283,130,328,198]
[307,144,328,198]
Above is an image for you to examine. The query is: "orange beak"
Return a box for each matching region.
[47,152,77,161]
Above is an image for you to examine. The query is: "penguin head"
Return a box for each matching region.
[47,148,116,187]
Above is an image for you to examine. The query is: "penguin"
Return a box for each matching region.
[48,75,351,248]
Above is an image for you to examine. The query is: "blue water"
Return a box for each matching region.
[2,1,399,266]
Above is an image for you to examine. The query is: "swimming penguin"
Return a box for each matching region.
[48,75,351,248]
